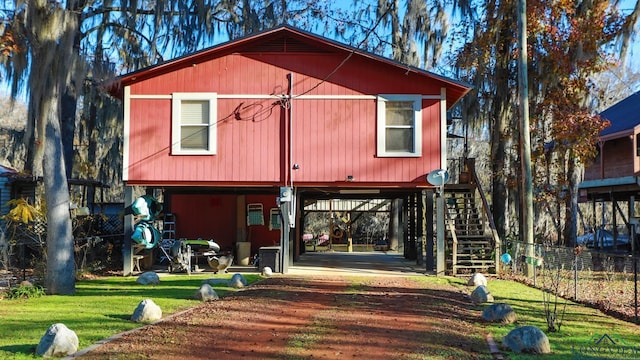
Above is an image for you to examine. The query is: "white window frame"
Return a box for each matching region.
[376,94,422,157]
[171,92,217,155]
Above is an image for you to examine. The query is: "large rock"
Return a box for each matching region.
[35,323,79,358]
[262,266,273,277]
[470,285,494,304]
[207,255,234,274]
[228,273,247,288]
[482,303,516,324]
[502,325,550,354]
[468,273,487,287]
[136,271,160,285]
[131,299,162,322]
[195,284,219,302]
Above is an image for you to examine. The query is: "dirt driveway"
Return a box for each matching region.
[69,253,492,359]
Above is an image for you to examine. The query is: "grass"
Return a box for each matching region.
[0,272,262,360]
[2,273,639,359]
[423,277,640,359]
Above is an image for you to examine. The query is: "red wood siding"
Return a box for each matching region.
[126,52,444,186]
[170,194,280,255]
[584,137,634,180]
[245,195,281,249]
[291,98,440,184]
[171,194,237,247]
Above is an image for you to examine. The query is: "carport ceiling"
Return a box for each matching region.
[304,199,391,212]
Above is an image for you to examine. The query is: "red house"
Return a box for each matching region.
[111,26,471,274]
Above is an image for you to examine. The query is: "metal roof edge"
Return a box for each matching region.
[579,176,638,189]
[599,129,634,141]
[108,25,472,100]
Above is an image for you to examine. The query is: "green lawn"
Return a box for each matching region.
[2,274,638,359]
[0,273,262,359]
[415,276,640,359]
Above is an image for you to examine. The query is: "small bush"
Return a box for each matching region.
[5,284,45,299]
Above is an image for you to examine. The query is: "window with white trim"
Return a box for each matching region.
[376,95,422,157]
[171,93,217,155]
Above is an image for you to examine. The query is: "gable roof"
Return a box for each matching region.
[109,25,471,108]
[599,91,640,140]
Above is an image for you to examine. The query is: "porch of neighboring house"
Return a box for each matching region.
[578,183,640,253]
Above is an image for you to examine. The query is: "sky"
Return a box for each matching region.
[1,0,639,101]
[330,0,639,92]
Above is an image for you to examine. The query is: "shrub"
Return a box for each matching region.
[4,284,45,299]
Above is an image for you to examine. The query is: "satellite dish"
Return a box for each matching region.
[426,169,450,186]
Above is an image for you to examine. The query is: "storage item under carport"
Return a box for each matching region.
[258,246,281,273]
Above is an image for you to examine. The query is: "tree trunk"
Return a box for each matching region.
[24,1,78,295]
[61,91,77,179]
[389,198,402,251]
[24,92,44,178]
[489,2,517,240]
[43,83,75,295]
[490,80,512,240]
[563,155,581,247]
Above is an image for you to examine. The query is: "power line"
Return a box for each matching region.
[293,1,396,99]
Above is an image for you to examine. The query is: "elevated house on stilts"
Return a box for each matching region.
[107,25,498,276]
[580,92,640,253]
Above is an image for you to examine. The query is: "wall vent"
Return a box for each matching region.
[243,36,330,53]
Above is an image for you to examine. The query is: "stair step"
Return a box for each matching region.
[457,249,493,253]
[452,225,484,230]
[455,262,496,267]
[455,264,494,269]
[456,241,493,245]
[456,256,494,261]
[456,249,493,253]
[449,236,492,241]
[455,258,495,263]
[452,231,485,236]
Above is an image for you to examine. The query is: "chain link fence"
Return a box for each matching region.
[1,213,125,287]
[502,240,640,323]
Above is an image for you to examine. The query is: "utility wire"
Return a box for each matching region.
[293,1,396,99]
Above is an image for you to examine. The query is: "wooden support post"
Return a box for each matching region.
[426,190,434,272]
[123,186,134,276]
[417,191,424,265]
[436,188,445,276]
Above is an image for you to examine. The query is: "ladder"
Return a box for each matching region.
[161,213,176,254]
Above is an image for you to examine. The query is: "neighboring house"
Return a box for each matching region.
[0,164,38,231]
[580,91,640,250]
[109,25,471,274]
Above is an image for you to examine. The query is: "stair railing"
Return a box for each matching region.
[465,158,501,273]
[444,205,459,275]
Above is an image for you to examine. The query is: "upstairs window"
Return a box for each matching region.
[171,93,217,155]
[377,95,422,157]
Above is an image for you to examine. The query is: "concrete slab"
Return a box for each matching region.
[288,250,428,277]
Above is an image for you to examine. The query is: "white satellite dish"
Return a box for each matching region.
[426,169,450,186]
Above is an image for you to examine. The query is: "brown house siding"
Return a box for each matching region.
[584,137,634,181]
